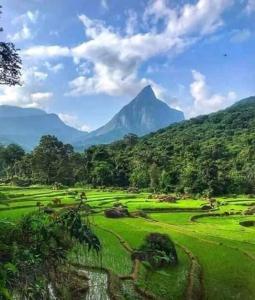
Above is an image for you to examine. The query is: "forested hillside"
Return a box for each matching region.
[83,96,255,195]
[0,96,254,196]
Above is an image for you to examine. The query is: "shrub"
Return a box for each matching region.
[240,220,255,227]
[130,210,149,219]
[155,194,177,202]
[11,177,31,187]
[201,204,213,210]
[132,233,178,268]
[52,182,65,190]
[127,187,140,193]
[52,198,62,206]
[104,207,129,218]
[243,206,255,215]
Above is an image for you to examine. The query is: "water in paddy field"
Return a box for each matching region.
[48,283,57,300]
[79,269,110,300]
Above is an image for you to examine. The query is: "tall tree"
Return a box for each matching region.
[0,5,22,86]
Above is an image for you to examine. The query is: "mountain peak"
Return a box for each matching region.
[134,85,156,103]
[81,84,185,147]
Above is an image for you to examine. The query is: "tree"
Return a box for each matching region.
[32,135,75,185]
[1,144,25,178]
[0,6,22,86]
[149,163,160,192]
[91,161,113,186]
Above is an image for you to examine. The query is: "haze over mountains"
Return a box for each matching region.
[0,86,184,150]
[0,106,87,150]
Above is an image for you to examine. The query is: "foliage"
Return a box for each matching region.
[104,206,129,218]
[0,204,101,298]
[132,233,178,269]
[0,6,22,86]
[0,98,255,195]
[82,97,255,195]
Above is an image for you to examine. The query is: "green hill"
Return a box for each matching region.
[84,96,255,195]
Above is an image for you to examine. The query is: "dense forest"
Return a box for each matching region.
[0,96,255,196]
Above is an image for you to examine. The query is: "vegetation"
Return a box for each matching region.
[0,186,254,299]
[0,6,22,86]
[1,97,254,197]
[132,233,178,268]
[82,97,255,196]
[0,200,100,299]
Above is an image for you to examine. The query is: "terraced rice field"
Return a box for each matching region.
[0,185,254,299]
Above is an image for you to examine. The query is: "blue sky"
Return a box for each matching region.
[0,0,254,131]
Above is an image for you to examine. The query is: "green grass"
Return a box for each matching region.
[0,185,254,299]
[69,225,133,276]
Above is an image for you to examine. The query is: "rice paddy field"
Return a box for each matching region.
[0,185,254,300]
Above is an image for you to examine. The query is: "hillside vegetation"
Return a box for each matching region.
[0,97,254,196]
[83,96,255,195]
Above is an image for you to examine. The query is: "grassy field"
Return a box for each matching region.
[0,185,254,299]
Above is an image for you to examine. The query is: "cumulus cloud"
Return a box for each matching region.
[13,10,39,24]
[188,70,237,117]
[23,0,234,98]
[23,45,70,58]
[8,10,39,42]
[0,67,53,108]
[44,62,64,73]
[8,24,33,42]
[125,10,138,35]
[58,113,91,132]
[31,92,53,102]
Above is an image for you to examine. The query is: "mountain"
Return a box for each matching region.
[0,106,88,150]
[76,85,184,148]
[83,96,255,195]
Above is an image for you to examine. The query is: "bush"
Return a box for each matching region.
[127,187,140,193]
[240,220,255,227]
[243,206,255,215]
[11,177,31,187]
[201,204,213,210]
[130,210,149,219]
[132,232,178,268]
[52,182,65,190]
[104,207,129,218]
[155,194,177,202]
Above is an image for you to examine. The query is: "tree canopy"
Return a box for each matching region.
[0,6,22,86]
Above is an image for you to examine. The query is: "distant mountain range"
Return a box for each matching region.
[0,86,184,150]
[0,106,87,150]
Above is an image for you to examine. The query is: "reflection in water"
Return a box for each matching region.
[48,283,57,300]
[79,269,110,300]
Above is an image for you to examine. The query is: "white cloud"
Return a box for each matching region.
[23,0,234,98]
[8,24,33,42]
[0,67,53,109]
[188,70,237,117]
[26,10,39,23]
[245,0,255,14]
[125,10,138,35]
[31,92,53,101]
[230,29,251,43]
[58,113,91,132]
[23,45,70,58]
[8,10,39,42]
[44,62,64,73]
[13,10,39,25]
